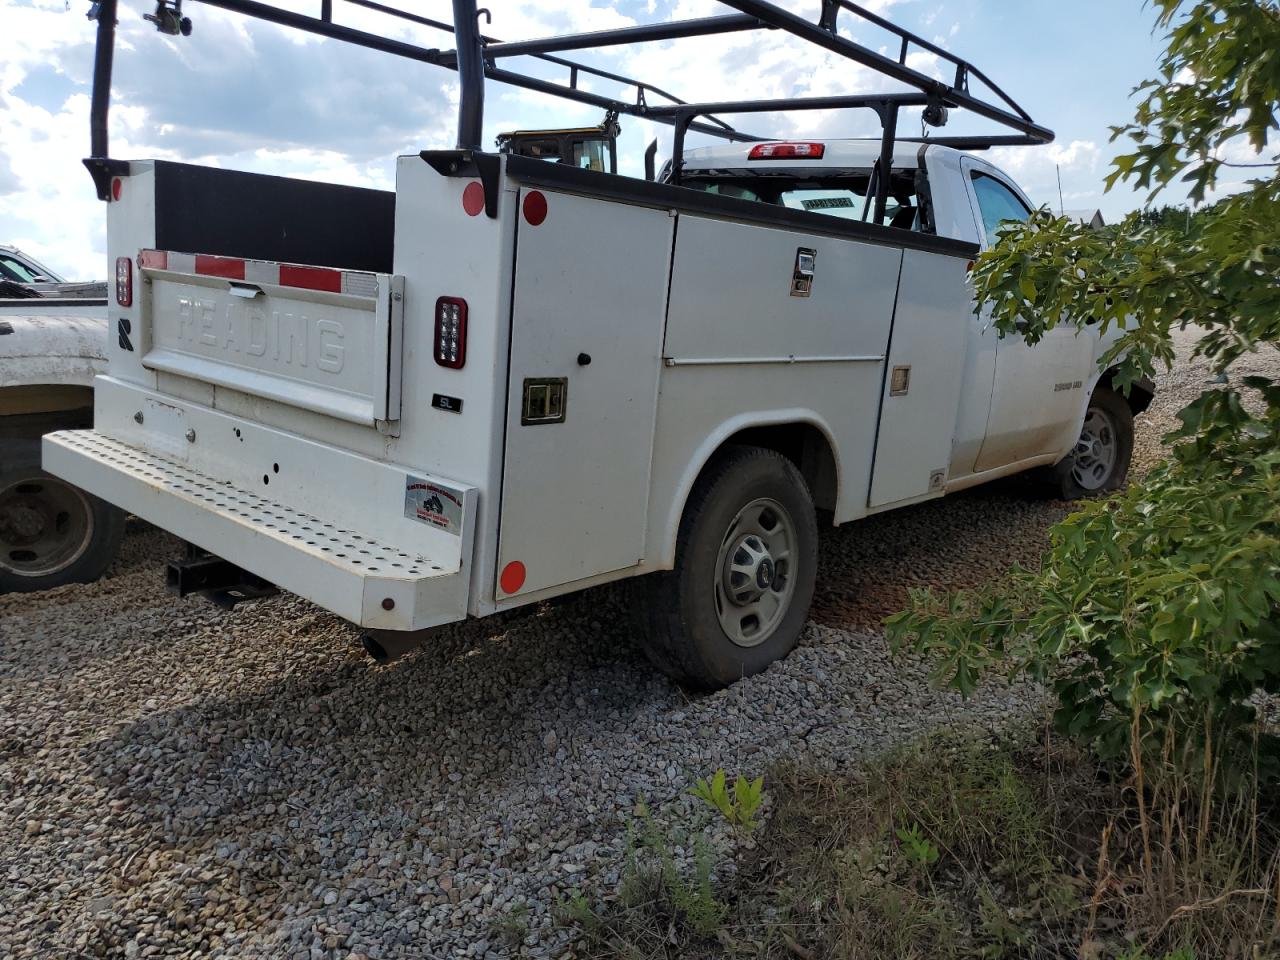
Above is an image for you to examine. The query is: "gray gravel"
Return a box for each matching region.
[2,334,1275,959]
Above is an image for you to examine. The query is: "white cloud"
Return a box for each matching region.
[984,139,1102,211]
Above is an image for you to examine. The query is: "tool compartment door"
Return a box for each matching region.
[497,189,673,598]
[868,250,972,507]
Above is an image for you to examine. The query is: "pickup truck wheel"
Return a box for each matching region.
[0,441,125,593]
[636,446,818,690]
[1051,386,1134,499]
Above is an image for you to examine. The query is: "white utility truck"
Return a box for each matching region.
[47,0,1151,687]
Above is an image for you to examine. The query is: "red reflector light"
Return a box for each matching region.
[434,297,468,369]
[500,560,526,595]
[523,190,548,226]
[462,181,485,217]
[115,257,132,306]
[748,142,826,160]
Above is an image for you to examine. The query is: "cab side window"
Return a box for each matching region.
[970,173,1031,244]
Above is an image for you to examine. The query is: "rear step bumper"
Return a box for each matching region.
[43,430,470,631]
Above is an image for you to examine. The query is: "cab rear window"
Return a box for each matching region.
[685,172,922,231]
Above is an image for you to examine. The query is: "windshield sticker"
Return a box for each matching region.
[801,196,856,211]
[404,476,463,536]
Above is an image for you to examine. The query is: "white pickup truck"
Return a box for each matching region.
[2,294,124,592]
[1,244,108,300]
[46,0,1150,687]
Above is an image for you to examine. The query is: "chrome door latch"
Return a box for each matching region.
[521,378,567,425]
[790,247,816,297]
[890,365,911,396]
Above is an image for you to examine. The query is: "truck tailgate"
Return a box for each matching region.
[138,250,403,426]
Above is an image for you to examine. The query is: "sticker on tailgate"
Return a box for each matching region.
[404,476,464,536]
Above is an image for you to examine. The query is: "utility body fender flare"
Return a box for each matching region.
[653,408,843,570]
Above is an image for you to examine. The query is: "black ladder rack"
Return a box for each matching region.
[85,0,1054,201]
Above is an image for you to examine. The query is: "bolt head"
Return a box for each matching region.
[381,597,395,611]
[185,428,197,443]
[133,411,144,424]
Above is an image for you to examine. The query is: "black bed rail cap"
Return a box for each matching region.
[420,150,503,219]
[502,154,979,261]
[84,157,130,202]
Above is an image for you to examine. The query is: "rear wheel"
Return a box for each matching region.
[0,440,125,593]
[1049,386,1134,499]
[635,446,818,689]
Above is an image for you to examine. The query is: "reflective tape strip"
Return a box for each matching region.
[139,249,378,296]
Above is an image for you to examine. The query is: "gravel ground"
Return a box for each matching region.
[3,333,1277,959]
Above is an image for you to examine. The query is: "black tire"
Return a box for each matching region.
[634,446,818,690]
[0,439,125,593]
[1049,386,1134,500]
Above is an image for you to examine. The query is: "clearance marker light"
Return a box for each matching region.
[434,297,468,369]
[748,142,826,160]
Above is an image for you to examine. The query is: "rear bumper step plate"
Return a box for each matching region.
[43,430,467,631]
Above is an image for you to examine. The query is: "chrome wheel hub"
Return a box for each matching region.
[1071,406,1118,491]
[714,497,797,648]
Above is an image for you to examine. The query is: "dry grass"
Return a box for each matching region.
[569,730,1280,960]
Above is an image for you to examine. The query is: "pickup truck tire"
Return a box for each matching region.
[1051,386,1134,499]
[0,440,125,593]
[635,446,818,690]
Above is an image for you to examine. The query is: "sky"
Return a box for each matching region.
[0,0,1246,279]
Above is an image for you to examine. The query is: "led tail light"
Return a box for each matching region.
[115,256,132,306]
[748,142,826,160]
[434,297,468,369]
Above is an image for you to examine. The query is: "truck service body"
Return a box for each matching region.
[43,0,1149,686]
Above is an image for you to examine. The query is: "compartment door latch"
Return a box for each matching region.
[790,247,817,297]
[521,377,567,425]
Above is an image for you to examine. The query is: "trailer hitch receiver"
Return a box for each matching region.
[167,549,276,610]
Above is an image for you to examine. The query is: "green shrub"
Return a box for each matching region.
[887,378,1280,781]
[887,0,1280,788]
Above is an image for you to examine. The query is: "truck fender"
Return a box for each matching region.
[653,409,842,570]
[1053,365,1156,466]
[0,314,108,391]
